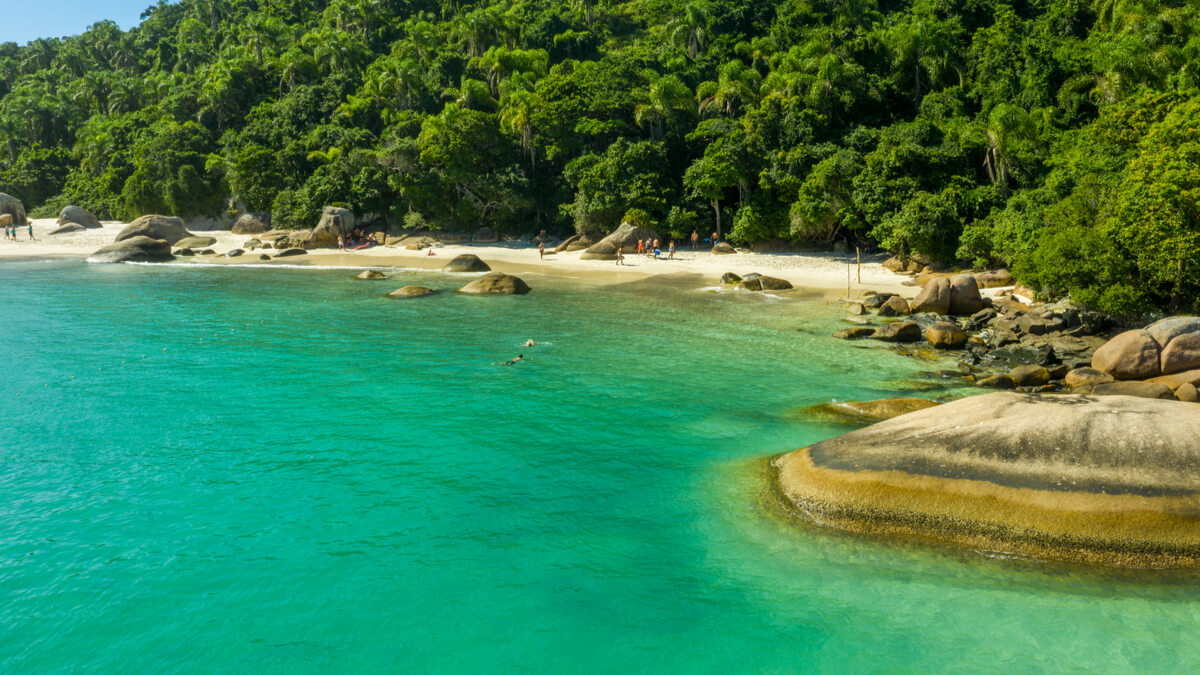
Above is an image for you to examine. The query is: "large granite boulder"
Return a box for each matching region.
[0,193,27,225]
[772,392,1200,567]
[947,274,984,315]
[1161,333,1200,375]
[355,270,387,280]
[274,248,307,257]
[584,222,658,256]
[1065,367,1114,389]
[580,240,621,260]
[232,213,270,234]
[308,206,354,247]
[1146,317,1200,349]
[444,254,491,273]
[57,205,101,229]
[1009,364,1050,387]
[174,236,217,249]
[871,321,921,342]
[974,269,1014,288]
[1091,329,1162,380]
[796,398,940,426]
[458,272,530,295]
[115,215,191,245]
[909,277,951,315]
[711,242,736,254]
[87,236,174,263]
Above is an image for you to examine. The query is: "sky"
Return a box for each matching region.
[0,0,166,44]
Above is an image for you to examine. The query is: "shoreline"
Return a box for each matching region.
[1,218,916,298]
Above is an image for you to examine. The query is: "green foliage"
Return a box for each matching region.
[0,0,1196,315]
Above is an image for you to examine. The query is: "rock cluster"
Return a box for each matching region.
[115,215,192,245]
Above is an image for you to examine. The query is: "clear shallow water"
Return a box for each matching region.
[0,260,1197,672]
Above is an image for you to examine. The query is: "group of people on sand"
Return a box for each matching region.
[3,223,33,241]
[615,237,675,265]
[337,229,380,251]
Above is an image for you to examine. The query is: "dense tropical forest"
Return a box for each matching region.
[0,0,1197,312]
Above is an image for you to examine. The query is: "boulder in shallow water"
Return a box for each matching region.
[443,254,491,273]
[87,236,174,263]
[721,272,742,284]
[871,321,921,342]
[877,295,910,317]
[833,327,876,340]
[355,270,387,280]
[926,322,966,349]
[116,215,191,245]
[458,272,530,295]
[387,286,436,298]
[772,392,1200,567]
[57,205,101,229]
[948,274,984,315]
[737,276,793,291]
[976,374,1015,389]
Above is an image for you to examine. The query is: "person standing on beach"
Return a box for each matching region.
[28,223,34,240]
[637,239,644,256]
[338,235,345,252]
[616,246,623,265]
[690,230,698,250]
[538,241,545,260]
[668,240,675,259]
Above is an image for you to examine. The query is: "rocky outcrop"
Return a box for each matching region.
[174,236,217,249]
[0,193,27,225]
[580,240,622,260]
[871,321,921,342]
[443,254,492,273]
[1091,381,1175,399]
[975,374,1015,389]
[974,269,1014,288]
[721,272,742,284]
[458,272,531,295]
[1065,367,1113,389]
[796,398,940,426]
[388,286,436,298]
[1009,364,1050,387]
[355,270,387,280]
[87,236,174,263]
[711,242,736,254]
[772,392,1200,567]
[274,248,307,257]
[115,215,191,245]
[737,276,793,291]
[1161,332,1200,375]
[232,213,270,234]
[57,205,101,229]
[308,206,354,247]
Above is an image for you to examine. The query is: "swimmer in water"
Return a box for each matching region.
[523,339,536,347]
[503,354,525,365]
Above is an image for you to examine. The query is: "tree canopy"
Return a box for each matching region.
[1,0,1198,314]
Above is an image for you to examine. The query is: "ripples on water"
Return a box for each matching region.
[0,260,1197,672]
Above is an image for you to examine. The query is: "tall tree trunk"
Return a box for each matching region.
[712,198,721,239]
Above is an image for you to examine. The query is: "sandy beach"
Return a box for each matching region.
[1,218,924,298]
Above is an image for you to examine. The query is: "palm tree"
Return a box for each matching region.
[634,73,693,141]
[500,89,542,170]
[697,60,760,117]
[982,103,1034,192]
[667,2,712,60]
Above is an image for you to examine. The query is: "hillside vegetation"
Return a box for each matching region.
[0,0,1198,313]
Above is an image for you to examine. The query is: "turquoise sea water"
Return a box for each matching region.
[1,259,1198,672]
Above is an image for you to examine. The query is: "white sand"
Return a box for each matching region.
[1,218,918,298]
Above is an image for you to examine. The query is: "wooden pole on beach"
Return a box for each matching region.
[846,262,851,298]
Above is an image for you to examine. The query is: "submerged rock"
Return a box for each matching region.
[355,269,388,280]
[737,276,793,291]
[772,392,1200,567]
[795,398,940,426]
[387,286,436,298]
[871,321,921,342]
